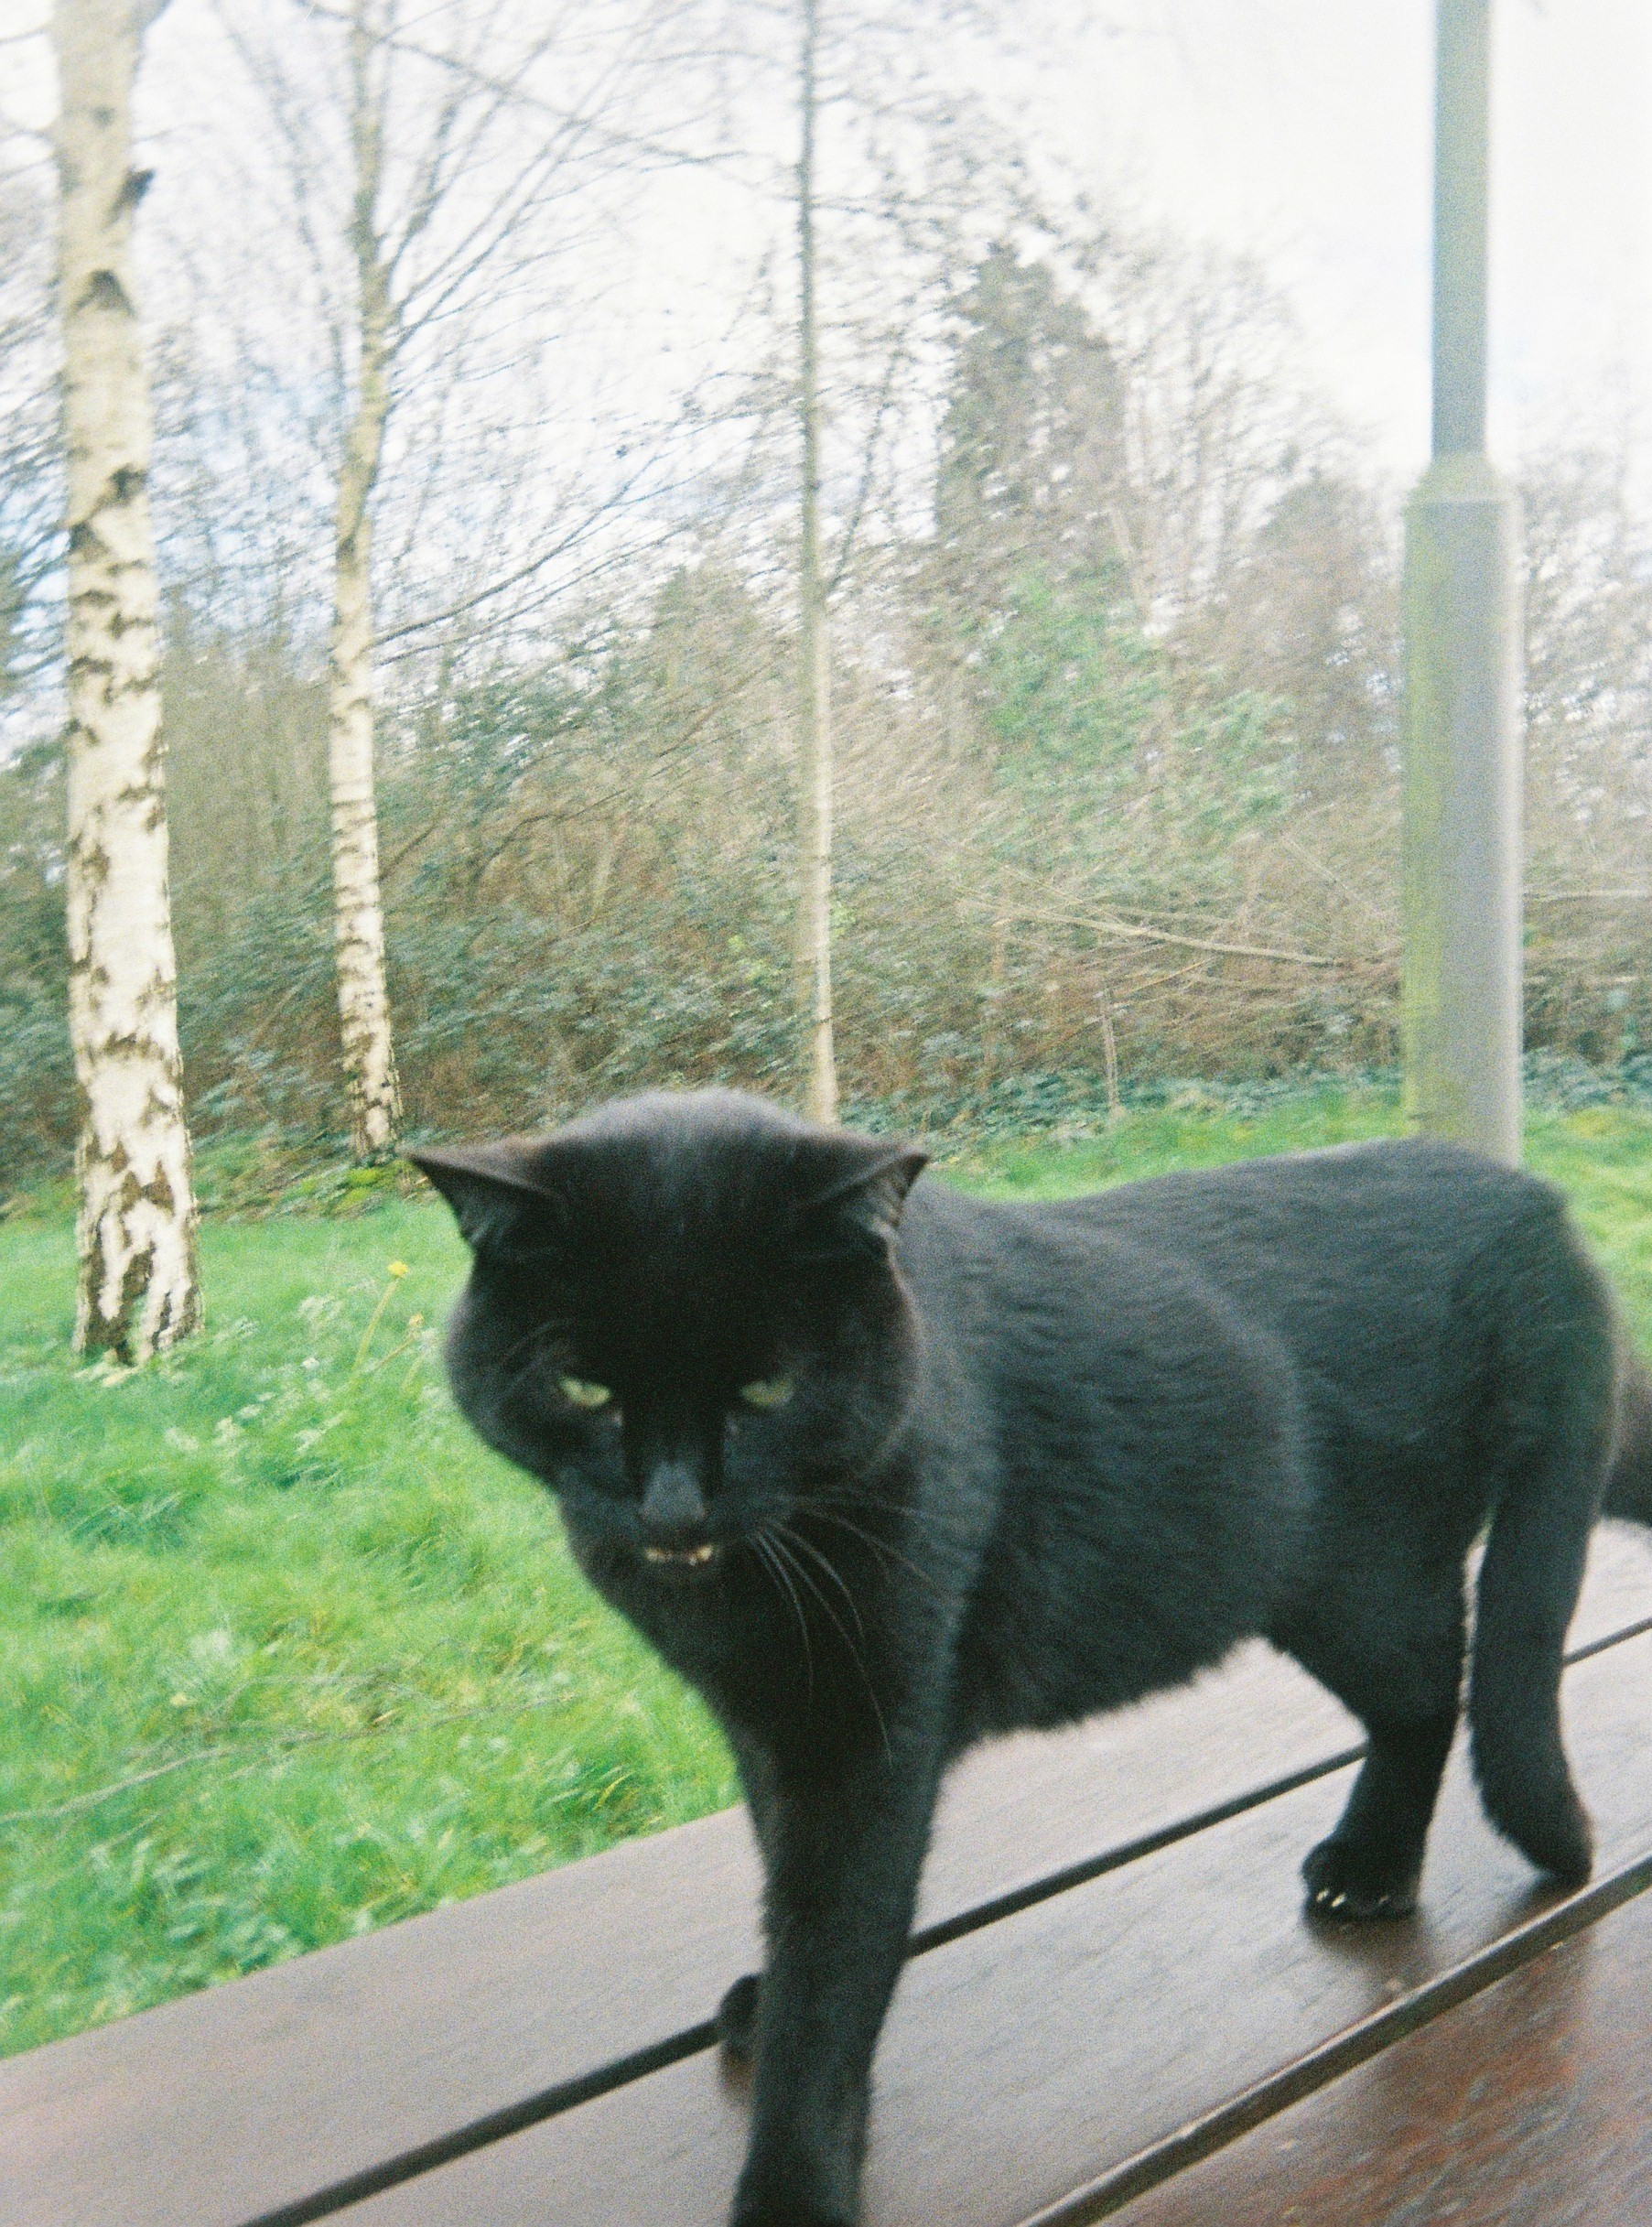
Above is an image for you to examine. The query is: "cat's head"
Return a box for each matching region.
[409,1090,927,1588]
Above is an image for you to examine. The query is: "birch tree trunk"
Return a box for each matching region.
[54,0,201,1362]
[329,0,401,1162]
[794,0,837,1124]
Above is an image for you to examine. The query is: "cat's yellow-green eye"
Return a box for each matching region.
[739,1376,794,1411]
[557,1376,612,1410]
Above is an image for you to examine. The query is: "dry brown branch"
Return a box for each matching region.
[995,908,1353,969]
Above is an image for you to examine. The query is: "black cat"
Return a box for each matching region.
[412,1089,1652,2227]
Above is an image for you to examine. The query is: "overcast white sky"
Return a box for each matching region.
[1008,0,1650,485]
[6,0,1649,498]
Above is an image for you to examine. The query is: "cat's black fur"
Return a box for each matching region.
[412,1088,1652,2227]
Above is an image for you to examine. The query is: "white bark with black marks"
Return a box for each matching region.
[328,0,402,1162]
[54,0,201,1362]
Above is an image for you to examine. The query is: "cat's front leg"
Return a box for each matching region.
[730,1738,939,2227]
[718,1729,781,2059]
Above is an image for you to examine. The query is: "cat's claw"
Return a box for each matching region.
[1301,1836,1420,1921]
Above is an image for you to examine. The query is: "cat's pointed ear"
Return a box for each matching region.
[791,1132,928,1263]
[405,1141,565,1259]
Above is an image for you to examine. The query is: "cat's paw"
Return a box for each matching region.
[1483,1775,1593,1888]
[718,1972,761,2059]
[1301,1833,1420,1921]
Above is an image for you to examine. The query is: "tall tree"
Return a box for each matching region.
[223,0,707,1158]
[935,243,1125,602]
[329,0,401,1161]
[794,0,836,1123]
[52,0,201,1358]
[773,0,999,1122]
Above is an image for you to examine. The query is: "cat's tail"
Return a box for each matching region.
[1604,1357,1652,1528]
[1467,1240,1619,1888]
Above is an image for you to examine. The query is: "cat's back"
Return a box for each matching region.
[1058,1134,1547,1281]
[1032,1136,1567,1402]
[894,1163,1297,1404]
[902,1135,1543,1292]
[891,1138,1580,1423]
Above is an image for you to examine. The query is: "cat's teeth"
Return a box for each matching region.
[644,1542,718,1567]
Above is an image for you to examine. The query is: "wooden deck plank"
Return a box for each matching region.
[337,1629,1652,2227]
[1568,1519,1652,1649]
[1107,1875,1652,2227]
[0,1653,1350,2227]
[5,1524,1647,2227]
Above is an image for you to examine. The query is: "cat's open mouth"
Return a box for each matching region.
[642,1542,721,1572]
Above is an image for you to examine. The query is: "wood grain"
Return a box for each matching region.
[4,1525,1647,2227]
[1107,1877,1652,2227]
[335,1627,1652,2227]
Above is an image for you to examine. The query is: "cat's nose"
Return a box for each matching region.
[639,1460,708,1543]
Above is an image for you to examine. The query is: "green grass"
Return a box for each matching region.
[0,1197,735,2058]
[945,1079,1404,1195]
[4,1088,1652,2059]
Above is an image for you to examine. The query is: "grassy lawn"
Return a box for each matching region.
[4,1087,1652,2059]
